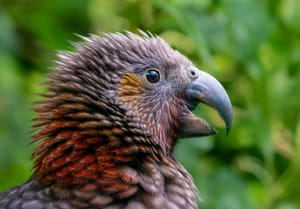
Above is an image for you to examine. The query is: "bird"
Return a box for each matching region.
[0,31,232,209]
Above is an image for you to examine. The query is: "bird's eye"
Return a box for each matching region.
[145,68,161,83]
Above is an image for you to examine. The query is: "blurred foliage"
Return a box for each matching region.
[0,0,299,208]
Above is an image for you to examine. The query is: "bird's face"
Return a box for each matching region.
[94,33,233,153]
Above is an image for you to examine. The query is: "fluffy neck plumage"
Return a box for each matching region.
[31,87,164,197]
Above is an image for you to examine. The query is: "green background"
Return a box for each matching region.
[0,0,300,208]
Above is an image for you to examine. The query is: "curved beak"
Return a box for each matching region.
[180,69,232,137]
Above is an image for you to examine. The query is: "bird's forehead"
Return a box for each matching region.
[96,33,192,70]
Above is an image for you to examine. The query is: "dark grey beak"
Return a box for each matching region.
[180,68,232,137]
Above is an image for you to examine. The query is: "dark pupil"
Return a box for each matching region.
[146,69,160,83]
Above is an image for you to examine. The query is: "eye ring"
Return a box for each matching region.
[145,68,161,83]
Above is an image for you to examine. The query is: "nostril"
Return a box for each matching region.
[188,67,199,79]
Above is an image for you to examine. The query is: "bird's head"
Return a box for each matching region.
[34,32,232,158]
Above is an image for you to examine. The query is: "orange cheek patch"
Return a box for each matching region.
[117,73,145,98]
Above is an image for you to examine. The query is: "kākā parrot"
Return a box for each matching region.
[0,31,232,209]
